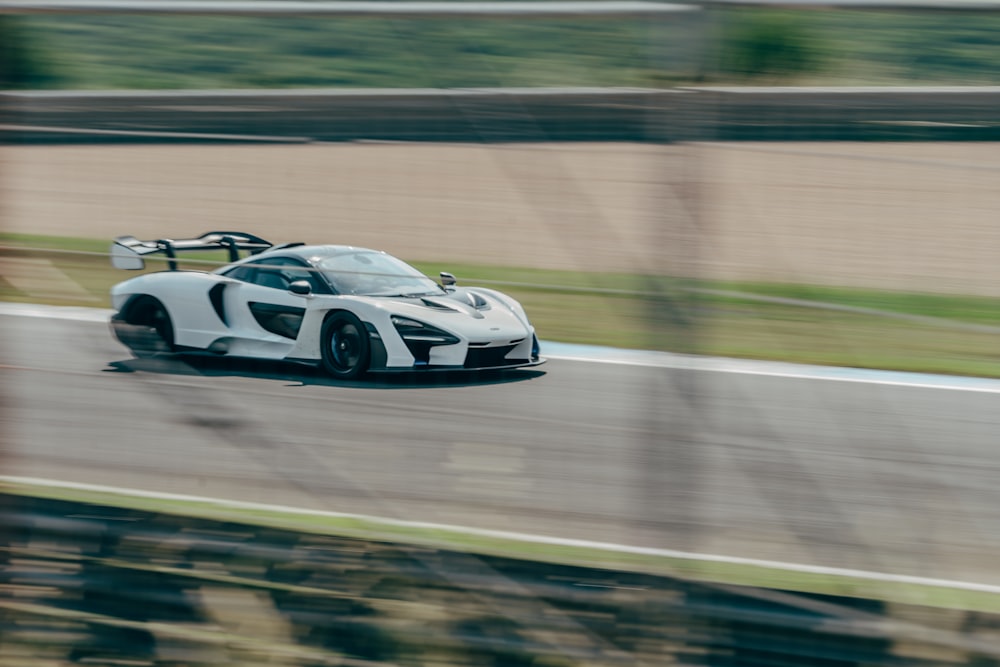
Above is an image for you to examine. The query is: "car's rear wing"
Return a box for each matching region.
[111,231,273,271]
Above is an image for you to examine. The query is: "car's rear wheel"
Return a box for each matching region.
[320,312,370,380]
[125,296,175,358]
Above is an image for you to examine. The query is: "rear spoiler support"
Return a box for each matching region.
[111,231,274,270]
[159,239,178,271]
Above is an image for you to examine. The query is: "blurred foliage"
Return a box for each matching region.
[715,11,823,80]
[0,17,61,88]
[1,15,660,89]
[1,9,999,89]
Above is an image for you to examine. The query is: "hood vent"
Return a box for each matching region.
[419,294,490,319]
[421,297,460,312]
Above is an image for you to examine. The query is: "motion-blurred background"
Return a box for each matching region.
[3,2,1000,665]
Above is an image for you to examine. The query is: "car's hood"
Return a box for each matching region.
[372,288,529,341]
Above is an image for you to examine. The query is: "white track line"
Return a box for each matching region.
[543,342,1000,394]
[0,302,114,322]
[5,301,1000,393]
[4,474,1000,595]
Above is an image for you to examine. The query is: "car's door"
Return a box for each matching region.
[219,255,326,357]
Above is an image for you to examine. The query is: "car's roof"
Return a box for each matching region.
[256,244,384,264]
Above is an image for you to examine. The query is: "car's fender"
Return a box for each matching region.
[288,296,416,367]
[111,271,233,349]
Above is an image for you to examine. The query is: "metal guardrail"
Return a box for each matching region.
[0,88,688,143]
[705,0,1000,8]
[3,87,1000,143]
[3,492,1000,666]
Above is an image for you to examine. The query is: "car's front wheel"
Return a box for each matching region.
[320,312,370,380]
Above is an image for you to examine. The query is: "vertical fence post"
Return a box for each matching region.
[634,8,708,555]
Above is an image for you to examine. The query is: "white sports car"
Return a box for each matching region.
[109,231,543,379]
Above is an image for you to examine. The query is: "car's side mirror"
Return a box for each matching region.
[110,241,145,270]
[440,272,457,287]
[288,280,312,296]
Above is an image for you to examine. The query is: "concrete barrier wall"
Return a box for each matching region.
[3,87,1000,143]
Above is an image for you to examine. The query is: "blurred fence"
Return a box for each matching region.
[4,492,1000,666]
[3,87,1000,143]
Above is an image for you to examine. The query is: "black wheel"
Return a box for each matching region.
[320,312,370,380]
[126,297,175,358]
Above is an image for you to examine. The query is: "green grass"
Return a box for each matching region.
[6,232,1000,377]
[4,9,1000,90]
[5,477,1000,613]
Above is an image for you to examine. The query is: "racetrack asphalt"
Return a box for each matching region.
[4,305,1000,586]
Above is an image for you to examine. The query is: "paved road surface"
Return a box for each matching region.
[4,311,1000,584]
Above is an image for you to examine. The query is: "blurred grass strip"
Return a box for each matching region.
[5,478,1000,614]
[5,232,1000,378]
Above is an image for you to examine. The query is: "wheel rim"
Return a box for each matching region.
[330,322,362,371]
[139,302,172,352]
[151,308,169,341]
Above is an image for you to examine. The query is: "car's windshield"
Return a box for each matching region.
[318,251,441,297]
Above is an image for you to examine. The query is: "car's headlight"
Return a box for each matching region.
[391,315,460,365]
[391,316,460,345]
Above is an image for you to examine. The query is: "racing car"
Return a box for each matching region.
[109,231,543,379]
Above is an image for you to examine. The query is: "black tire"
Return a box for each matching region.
[320,312,370,380]
[127,297,175,358]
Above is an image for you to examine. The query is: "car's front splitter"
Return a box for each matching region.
[367,357,547,373]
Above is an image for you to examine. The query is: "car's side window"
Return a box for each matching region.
[281,265,328,293]
[254,261,292,291]
[234,256,329,294]
[224,264,255,283]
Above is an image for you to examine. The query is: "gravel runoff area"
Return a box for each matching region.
[4,141,1000,295]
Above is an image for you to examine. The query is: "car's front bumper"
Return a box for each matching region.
[370,332,543,372]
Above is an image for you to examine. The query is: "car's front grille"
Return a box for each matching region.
[464,344,525,369]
